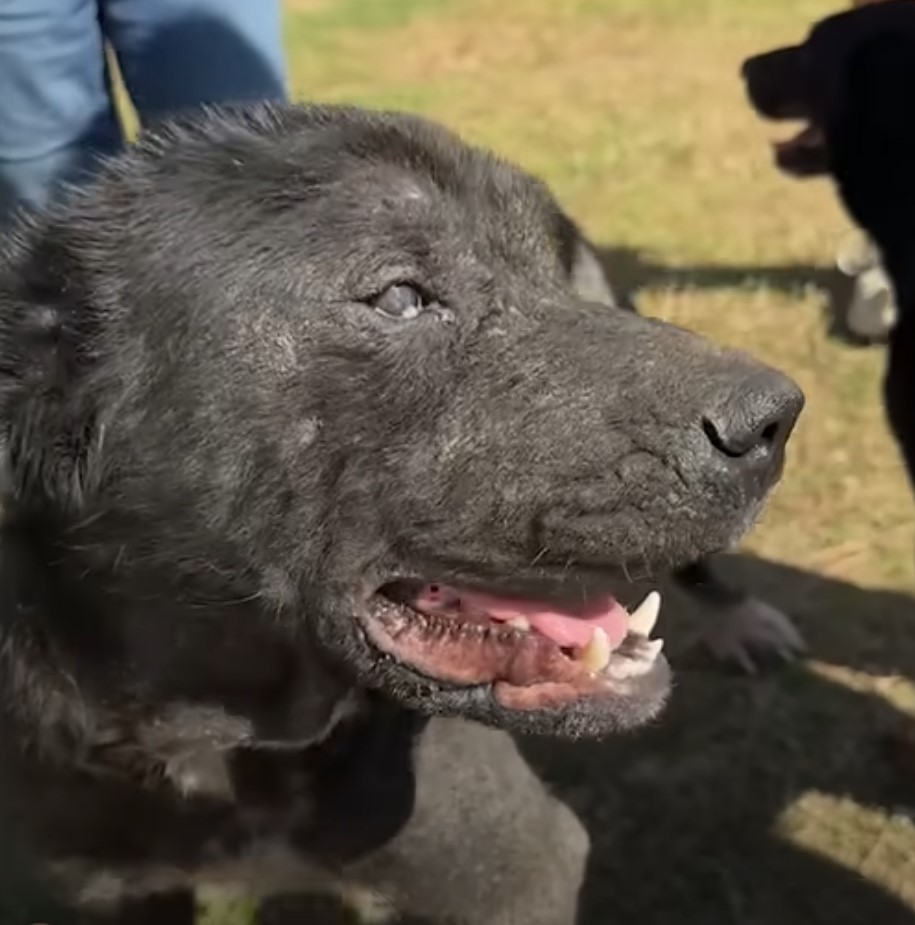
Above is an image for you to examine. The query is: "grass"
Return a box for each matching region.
[277,1,915,922]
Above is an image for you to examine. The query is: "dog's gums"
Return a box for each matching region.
[363,584,664,711]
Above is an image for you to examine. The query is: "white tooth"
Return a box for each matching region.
[628,591,661,637]
[642,638,664,661]
[507,616,531,632]
[580,626,612,673]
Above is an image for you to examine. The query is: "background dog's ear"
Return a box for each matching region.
[0,220,102,514]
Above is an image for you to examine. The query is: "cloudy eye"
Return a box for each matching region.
[371,283,428,321]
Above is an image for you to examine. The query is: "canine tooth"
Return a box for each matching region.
[580,627,612,673]
[507,616,531,632]
[628,591,661,637]
[642,638,664,661]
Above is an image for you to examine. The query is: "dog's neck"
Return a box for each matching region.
[0,520,364,799]
[828,31,915,317]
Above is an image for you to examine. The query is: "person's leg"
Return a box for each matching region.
[0,0,122,223]
[101,0,287,124]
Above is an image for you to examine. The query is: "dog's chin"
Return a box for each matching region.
[369,652,672,740]
[326,576,672,739]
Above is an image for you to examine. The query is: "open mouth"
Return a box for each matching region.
[772,121,829,176]
[361,581,665,712]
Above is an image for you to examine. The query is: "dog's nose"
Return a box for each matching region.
[702,371,804,477]
[740,47,804,120]
[741,55,780,114]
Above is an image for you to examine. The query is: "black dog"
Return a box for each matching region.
[0,103,802,923]
[743,0,915,797]
[742,0,902,348]
[743,1,915,483]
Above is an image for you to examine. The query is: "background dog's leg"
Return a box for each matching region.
[344,717,588,925]
[674,560,806,673]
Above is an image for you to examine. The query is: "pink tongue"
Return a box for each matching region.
[415,585,629,650]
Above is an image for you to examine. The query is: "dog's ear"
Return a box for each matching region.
[549,208,622,309]
[0,219,103,515]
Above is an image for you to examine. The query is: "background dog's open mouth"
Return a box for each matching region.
[362,581,665,711]
[772,122,829,176]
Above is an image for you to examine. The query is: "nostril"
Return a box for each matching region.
[702,417,736,458]
[701,374,803,473]
[702,407,789,461]
[701,416,762,459]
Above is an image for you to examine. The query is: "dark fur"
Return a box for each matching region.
[0,103,801,921]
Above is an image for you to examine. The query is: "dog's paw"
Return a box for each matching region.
[699,598,806,674]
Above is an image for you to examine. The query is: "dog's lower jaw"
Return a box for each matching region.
[354,650,671,740]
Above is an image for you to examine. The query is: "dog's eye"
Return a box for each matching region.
[371,284,428,321]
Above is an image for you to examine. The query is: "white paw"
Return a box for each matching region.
[700,598,806,675]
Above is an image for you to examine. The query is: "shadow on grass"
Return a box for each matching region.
[521,553,915,925]
[595,245,867,347]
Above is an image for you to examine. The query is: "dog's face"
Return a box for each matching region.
[742,0,915,178]
[0,105,802,740]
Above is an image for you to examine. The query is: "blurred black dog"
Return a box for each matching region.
[743,0,915,484]
[742,0,895,178]
[743,0,915,787]
[743,0,901,346]
[0,103,802,923]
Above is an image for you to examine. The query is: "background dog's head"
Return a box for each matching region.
[743,1,915,282]
[0,105,802,741]
[742,0,915,178]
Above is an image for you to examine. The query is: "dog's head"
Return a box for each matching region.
[0,105,802,741]
[742,0,915,179]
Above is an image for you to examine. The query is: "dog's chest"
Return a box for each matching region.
[27,747,323,908]
[19,706,425,910]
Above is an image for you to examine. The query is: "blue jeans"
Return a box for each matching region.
[0,0,287,221]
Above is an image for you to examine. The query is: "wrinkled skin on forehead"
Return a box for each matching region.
[0,104,798,744]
